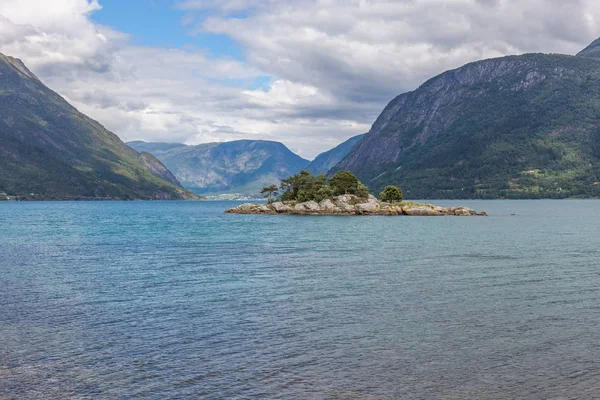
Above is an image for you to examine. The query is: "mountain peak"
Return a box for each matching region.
[0,53,41,81]
[0,53,196,199]
[576,37,600,58]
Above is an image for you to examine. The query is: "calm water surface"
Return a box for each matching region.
[1,200,600,399]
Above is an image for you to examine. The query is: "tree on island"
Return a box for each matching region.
[276,170,369,202]
[280,170,312,201]
[260,184,279,203]
[380,185,403,203]
[329,170,358,194]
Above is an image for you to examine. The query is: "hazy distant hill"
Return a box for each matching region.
[333,38,600,199]
[128,140,309,196]
[305,134,365,175]
[126,141,188,157]
[0,53,196,200]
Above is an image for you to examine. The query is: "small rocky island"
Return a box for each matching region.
[226,194,486,216]
[225,170,486,216]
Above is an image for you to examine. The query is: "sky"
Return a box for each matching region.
[1,0,600,159]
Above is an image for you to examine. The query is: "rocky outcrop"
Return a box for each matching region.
[225,195,486,216]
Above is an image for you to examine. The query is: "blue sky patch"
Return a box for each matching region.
[91,0,245,60]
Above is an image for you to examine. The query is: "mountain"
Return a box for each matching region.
[126,141,188,157]
[305,134,365,175]
[577,38,600,58]
[0,53,197,200]
[128,140,309,196]
[333,38,600,199]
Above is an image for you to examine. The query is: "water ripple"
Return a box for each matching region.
[2,200,600,399]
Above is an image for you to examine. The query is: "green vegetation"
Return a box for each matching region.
[577,38,600,59]
[334,49,600,199]
[388,201,426,208]
[380,185,403,202]
[329,170,366,196]
[260,184,278,203]
[275,170,369,202]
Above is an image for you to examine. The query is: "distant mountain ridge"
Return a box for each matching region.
[126,141,188,157]
[305,134,365,175]
[332,37,600,199]
[128,140,309,196]
[0,53,196,200]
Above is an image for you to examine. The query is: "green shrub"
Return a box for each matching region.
[380,185,403,202]
[330,170,360,195]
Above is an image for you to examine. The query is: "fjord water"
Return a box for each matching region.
[1,201,600,399]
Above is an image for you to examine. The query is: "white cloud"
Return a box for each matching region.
[0,0,369,159]
[197,0,600,104]
[2,0,600,159]
[0,0,122,73]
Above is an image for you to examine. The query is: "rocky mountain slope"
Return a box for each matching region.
[577,38,600,58]
[0,53,196,200]
[128,140,309,196]
[305,134,364,175]
[333,38,600,199]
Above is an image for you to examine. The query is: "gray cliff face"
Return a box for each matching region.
[140,152,182,187]
[336,54,578,176]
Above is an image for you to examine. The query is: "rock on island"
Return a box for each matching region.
[225,195,486,216]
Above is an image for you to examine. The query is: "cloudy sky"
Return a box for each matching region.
[1,0,600,158]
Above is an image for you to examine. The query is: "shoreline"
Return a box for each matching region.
[225,195,487,216]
